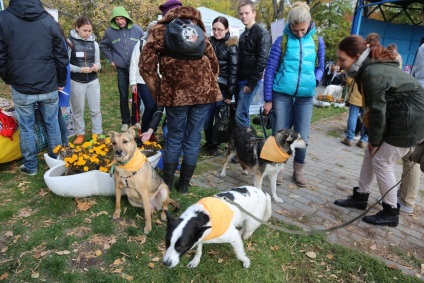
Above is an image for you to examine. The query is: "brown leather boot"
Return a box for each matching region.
[293,162,307,187]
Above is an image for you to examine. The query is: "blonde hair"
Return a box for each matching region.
[287,2,311,25]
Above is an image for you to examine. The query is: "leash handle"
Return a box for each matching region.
[259,107,269,139]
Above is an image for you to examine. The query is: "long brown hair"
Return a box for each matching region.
[338,35,396,61]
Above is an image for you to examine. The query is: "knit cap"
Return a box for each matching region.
[159,0,182,16]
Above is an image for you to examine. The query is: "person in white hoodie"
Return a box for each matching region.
[68,15,102,145]
[129,21,157,140]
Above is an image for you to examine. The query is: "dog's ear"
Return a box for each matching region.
[108,131,117,140]
[127,126,138,139]
[165,210,177,225]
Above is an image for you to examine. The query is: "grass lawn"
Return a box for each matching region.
[0,67,421,282]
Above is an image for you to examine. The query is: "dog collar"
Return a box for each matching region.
[197,197,234,241]
[260,136,290,162]
[109,150,147,176]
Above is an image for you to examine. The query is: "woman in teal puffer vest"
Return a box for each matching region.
[263,2,325,187]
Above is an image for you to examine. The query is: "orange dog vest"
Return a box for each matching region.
[197,197,234,241]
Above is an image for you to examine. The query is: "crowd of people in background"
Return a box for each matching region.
[0,0,423,228]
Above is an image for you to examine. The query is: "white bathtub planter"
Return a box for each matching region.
[43,151,162,197]
[333,101,346,108]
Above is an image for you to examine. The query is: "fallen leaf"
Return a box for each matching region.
[12,235,21,244]
[113,268,122,274]
[103,243,111,250]
[18,181,31,188]
[121,273,134,281]
[218,258,223,263]
[306,251,316,259]
[31,272,40,279]
[113,259,122,265]
[387,264,398,270]
[0,247,7,253]
[155,219,163,225]
[421,264,424,274]
[37,189,49,197]
[5,231,13,237]
[147,263,155,269]
[0,272,8,280]
[33,254,41,259]
[40,251,49,257]
[369,245,377,251]
[151,257,160,262]
[326,254,334,260]
[75,198,97,211]
[95,250,102,256]
[18,208,34,218]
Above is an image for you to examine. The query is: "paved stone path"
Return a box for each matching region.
[191,107,424,278]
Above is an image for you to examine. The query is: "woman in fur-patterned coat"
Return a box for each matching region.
[139,5,222,194]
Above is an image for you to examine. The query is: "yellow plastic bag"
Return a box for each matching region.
[0,129,22,164]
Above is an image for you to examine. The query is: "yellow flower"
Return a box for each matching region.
[83,166,89,172]
[99,166,108,173]
[53,145,61,154]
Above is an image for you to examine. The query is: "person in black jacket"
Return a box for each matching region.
[202,16,238,155]
[0,0,69,176]
[236,0,271,128]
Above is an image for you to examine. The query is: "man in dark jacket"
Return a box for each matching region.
[0,0,69,175]
[99,6,144,132]
[236,0,271,128]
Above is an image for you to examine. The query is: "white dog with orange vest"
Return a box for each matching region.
[163,186,272,269]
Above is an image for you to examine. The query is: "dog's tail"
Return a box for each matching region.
[263,193,272,222]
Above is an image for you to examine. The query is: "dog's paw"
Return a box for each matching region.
[219,172,226,178]
[242,259,251,268]
[144,226,152,234]
[113,211,121,219]
[242,170,248,175]
[273,196,284,204]
[187,259,200,268]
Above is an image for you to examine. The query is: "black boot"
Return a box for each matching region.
[334,187,370,210]
[162,163,179,190]
[362,202,400,227]
[176,163,196,194]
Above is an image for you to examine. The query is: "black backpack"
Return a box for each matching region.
[163,18,206,60]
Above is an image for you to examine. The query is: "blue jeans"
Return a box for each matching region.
[117,67,130,125]
[164,103,211,166]
[235,80,260,128]
[346,105,368,142]
[138,83,156,132]
[58,108,68,146]
[272,93,313,164]
[12,87,61,173]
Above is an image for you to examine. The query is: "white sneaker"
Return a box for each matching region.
[398,197,414,214]
[120,124,129,132]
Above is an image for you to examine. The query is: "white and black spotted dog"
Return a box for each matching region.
[163,186,271,269]
[220,128,306,203]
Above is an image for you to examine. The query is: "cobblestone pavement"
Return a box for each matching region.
[191,108,424,278]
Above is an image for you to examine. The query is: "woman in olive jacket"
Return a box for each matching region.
[334,35,424,227]
[202,16,238,155]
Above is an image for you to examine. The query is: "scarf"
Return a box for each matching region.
[260,136,290,163]
[109,149,147,176]
[198,197,234,241]
[347,48,370,78]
